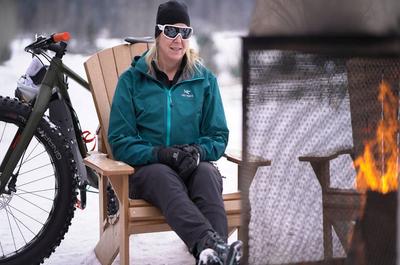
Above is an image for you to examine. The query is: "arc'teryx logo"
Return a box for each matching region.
[181,89,194,98]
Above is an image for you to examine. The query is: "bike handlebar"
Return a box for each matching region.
[25,32,71,56]
[53,32,71,43]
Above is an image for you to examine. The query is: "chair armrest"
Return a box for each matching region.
[298,147,354,163]
[84,152,134,176]
[223,150,271,167]
[298,147,354,191]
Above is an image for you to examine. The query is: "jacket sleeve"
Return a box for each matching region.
[108,72,158,166]
[195,74,229,161]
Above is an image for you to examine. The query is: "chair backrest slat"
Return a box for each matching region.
[130,43,150,60]
[84,42,151,157]
[113,44,133,76]
[98,48,119,103]
[84,54,113,155]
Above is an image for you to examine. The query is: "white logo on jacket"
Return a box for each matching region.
[181,89,194,98]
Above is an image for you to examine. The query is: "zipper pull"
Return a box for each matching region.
[168,90,173,107]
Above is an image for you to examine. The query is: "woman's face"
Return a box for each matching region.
[157,23,190,66]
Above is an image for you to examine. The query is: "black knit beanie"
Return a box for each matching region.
[155,0,190,38]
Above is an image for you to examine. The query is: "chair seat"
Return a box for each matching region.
[129,193,241,221]
[127,192,241,234]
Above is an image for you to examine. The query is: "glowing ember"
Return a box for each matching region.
[354,81,399,194]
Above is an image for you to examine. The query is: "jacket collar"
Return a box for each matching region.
[151,55,187,87]
[132,51,205,82]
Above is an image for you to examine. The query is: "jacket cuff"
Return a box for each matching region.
[194,144,205,161]
[151,146,161,163]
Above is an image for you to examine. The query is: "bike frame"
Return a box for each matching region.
[0,53,90,194]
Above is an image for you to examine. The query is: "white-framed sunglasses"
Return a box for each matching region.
[157,24,193,40]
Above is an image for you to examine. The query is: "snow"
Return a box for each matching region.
[0,34,242,265]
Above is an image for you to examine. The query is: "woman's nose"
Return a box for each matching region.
[173,34,183,42]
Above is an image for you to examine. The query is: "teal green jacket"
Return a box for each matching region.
[108,55,229,166]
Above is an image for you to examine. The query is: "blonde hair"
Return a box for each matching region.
[145,37,203,78]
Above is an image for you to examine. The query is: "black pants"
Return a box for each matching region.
[129,162,228,251]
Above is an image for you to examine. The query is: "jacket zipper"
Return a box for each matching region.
[166,89,172,146]
[137,69,202,146]
[165,80,201,146]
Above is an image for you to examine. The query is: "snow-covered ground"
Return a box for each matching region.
[0,34,242,265]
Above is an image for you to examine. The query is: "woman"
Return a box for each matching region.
[108,1,242,264]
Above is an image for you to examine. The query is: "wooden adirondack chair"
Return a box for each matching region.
[83,39,271,265]
[299,148,364,262]
[298,58,400,263]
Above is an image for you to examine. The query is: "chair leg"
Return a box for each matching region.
[323,212,333,260]
[238,164,259,265]
[98,174,107,235]
[119,191,129,265]
[94,220,121,265]
[109,174,130,265]
[94,174,120,265]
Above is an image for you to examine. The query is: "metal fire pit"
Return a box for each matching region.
[240,35,400,264]
[345,191,397,265]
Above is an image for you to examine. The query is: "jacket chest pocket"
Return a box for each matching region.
[172,90,203,126]
[134,90,164,122]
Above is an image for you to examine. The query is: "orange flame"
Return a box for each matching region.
[354,81,399,194]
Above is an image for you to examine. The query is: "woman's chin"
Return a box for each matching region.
[168,53,185,62]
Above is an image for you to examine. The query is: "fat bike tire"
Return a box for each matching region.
[0,96,78,265]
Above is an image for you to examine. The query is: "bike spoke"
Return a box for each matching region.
[0,122,7,143]
[21,142,43,165]
[18,162,53,176]
[0,194,10,209]
[17,173,54,188]
[11,194,50,214]
[6,205,27,245]
[4,204,17,251]
[7,204,45,225]
[0,239,4,257]
[16,188,56,201]
[5,206,36,237]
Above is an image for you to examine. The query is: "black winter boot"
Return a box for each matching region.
[194,231,243,265]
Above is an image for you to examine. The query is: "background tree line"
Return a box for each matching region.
[1,0,255,65]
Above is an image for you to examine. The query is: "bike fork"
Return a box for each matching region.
[0,65,56,193]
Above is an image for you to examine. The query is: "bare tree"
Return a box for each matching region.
[0,0,17,63]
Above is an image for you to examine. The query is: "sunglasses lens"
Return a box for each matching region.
[163,25,192,39]
[164,26,179,38]
[179,27,192,39]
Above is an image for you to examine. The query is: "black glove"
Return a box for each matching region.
[173,144,201,164]
[157,145,200,181]
[172,144,202,180]
[157,146,189,169]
